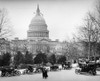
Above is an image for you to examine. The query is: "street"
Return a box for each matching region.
[0,68,100,81]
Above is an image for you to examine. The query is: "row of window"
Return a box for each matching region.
[28,32,49,37]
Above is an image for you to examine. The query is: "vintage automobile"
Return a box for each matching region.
[63,62,72,70]
[50,65,59,71]
[23,64,44,74]
[0,66,21,77]
[75,61,97,75]
[22,64,34,74]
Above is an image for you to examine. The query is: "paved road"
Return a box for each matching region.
[0,68,100,81]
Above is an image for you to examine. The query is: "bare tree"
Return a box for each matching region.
[75,0,100,60]
[83,0,100,59]
[0,8,13,39]
[77,10,100,59]
[79,14,93,59]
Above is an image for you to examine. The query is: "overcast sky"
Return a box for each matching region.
[0,0,95,41]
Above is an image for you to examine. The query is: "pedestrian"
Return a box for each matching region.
[44,69,48,79]
[42,68,48,79]
[42,68,45,78]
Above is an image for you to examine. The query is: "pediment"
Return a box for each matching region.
[39,39,50,43]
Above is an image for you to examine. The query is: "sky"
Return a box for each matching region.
[0,0,95,41]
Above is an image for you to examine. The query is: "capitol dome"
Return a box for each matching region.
[29,15,47,29]
[31,14,46,24]
[27,5,49,41]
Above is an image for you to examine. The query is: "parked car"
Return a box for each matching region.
[75,62,96,75]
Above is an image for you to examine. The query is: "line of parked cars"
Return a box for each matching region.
[0,62,72,77]
[0,66,21,77]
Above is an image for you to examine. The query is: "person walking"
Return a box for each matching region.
[42,68,45,78]
[44,69,48,79]
[42,68,48,79]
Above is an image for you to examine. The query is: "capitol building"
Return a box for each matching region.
[11,5,66,55]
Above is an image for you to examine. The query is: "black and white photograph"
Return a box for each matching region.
[0,0,100,81]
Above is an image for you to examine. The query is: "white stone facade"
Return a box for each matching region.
[11,5,66,55]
